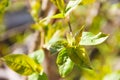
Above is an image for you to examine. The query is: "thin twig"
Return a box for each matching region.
[68,21,73,34]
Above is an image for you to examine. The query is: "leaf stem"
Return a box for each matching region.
[68,21,73,34]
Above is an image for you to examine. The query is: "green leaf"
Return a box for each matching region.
[51,0,65,13]
[65,0,82,16]
[40,13,65,22]
[66,32,75,46]
[3,54,43,75]
[29,49,45,64]
[28,72,48,80]
[74,26,84,44]
[81,0,95,5]
[51,13,65,19]
[0,0,9,14]
[49,40,68,54]
[56,48,74,77]
[80,32,109,45]
[45,30,62,50]
[67,46,92,69]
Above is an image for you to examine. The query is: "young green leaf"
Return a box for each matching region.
[39,13,65,22]
[56,48,74,77]
[0,0,9,14]
[3,54,43,75]
[51,13,65,19]
[51,0,65,13]
[65,0,82,16]
[67,32,75,46]
[29,49,45,64]
[80,32,109,45]
[74,26,84,44]
[67,46,92,69]
[49,40,68,54]
[39,14,65,23]
[28,72,48,80]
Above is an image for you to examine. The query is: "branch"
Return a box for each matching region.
[68,21,73,34]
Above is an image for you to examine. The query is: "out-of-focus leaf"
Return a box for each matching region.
[74,26,84,44]
[65,0,82,16]
[28,72,48,80]
[3,54,43,75]
[29,49,45,64]
[30,0,41,22]
[103,72,120,80]
[51,13,65,19]
[45,30,61,49]
[81,0,95,5]
[51,0,65,13]
[0,0,9,14]
[80,32,109,45]
[67,46,92,69]
[56,48,74,77]
[49,40,68,54]
[40,13,65,22]
[90,15,105,33]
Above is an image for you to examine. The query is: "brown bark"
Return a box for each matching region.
[43,48,61,80]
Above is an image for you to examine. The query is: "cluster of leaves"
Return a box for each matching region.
[50,26,108,77]
[0,0,110,80]
[0,27,108,79]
